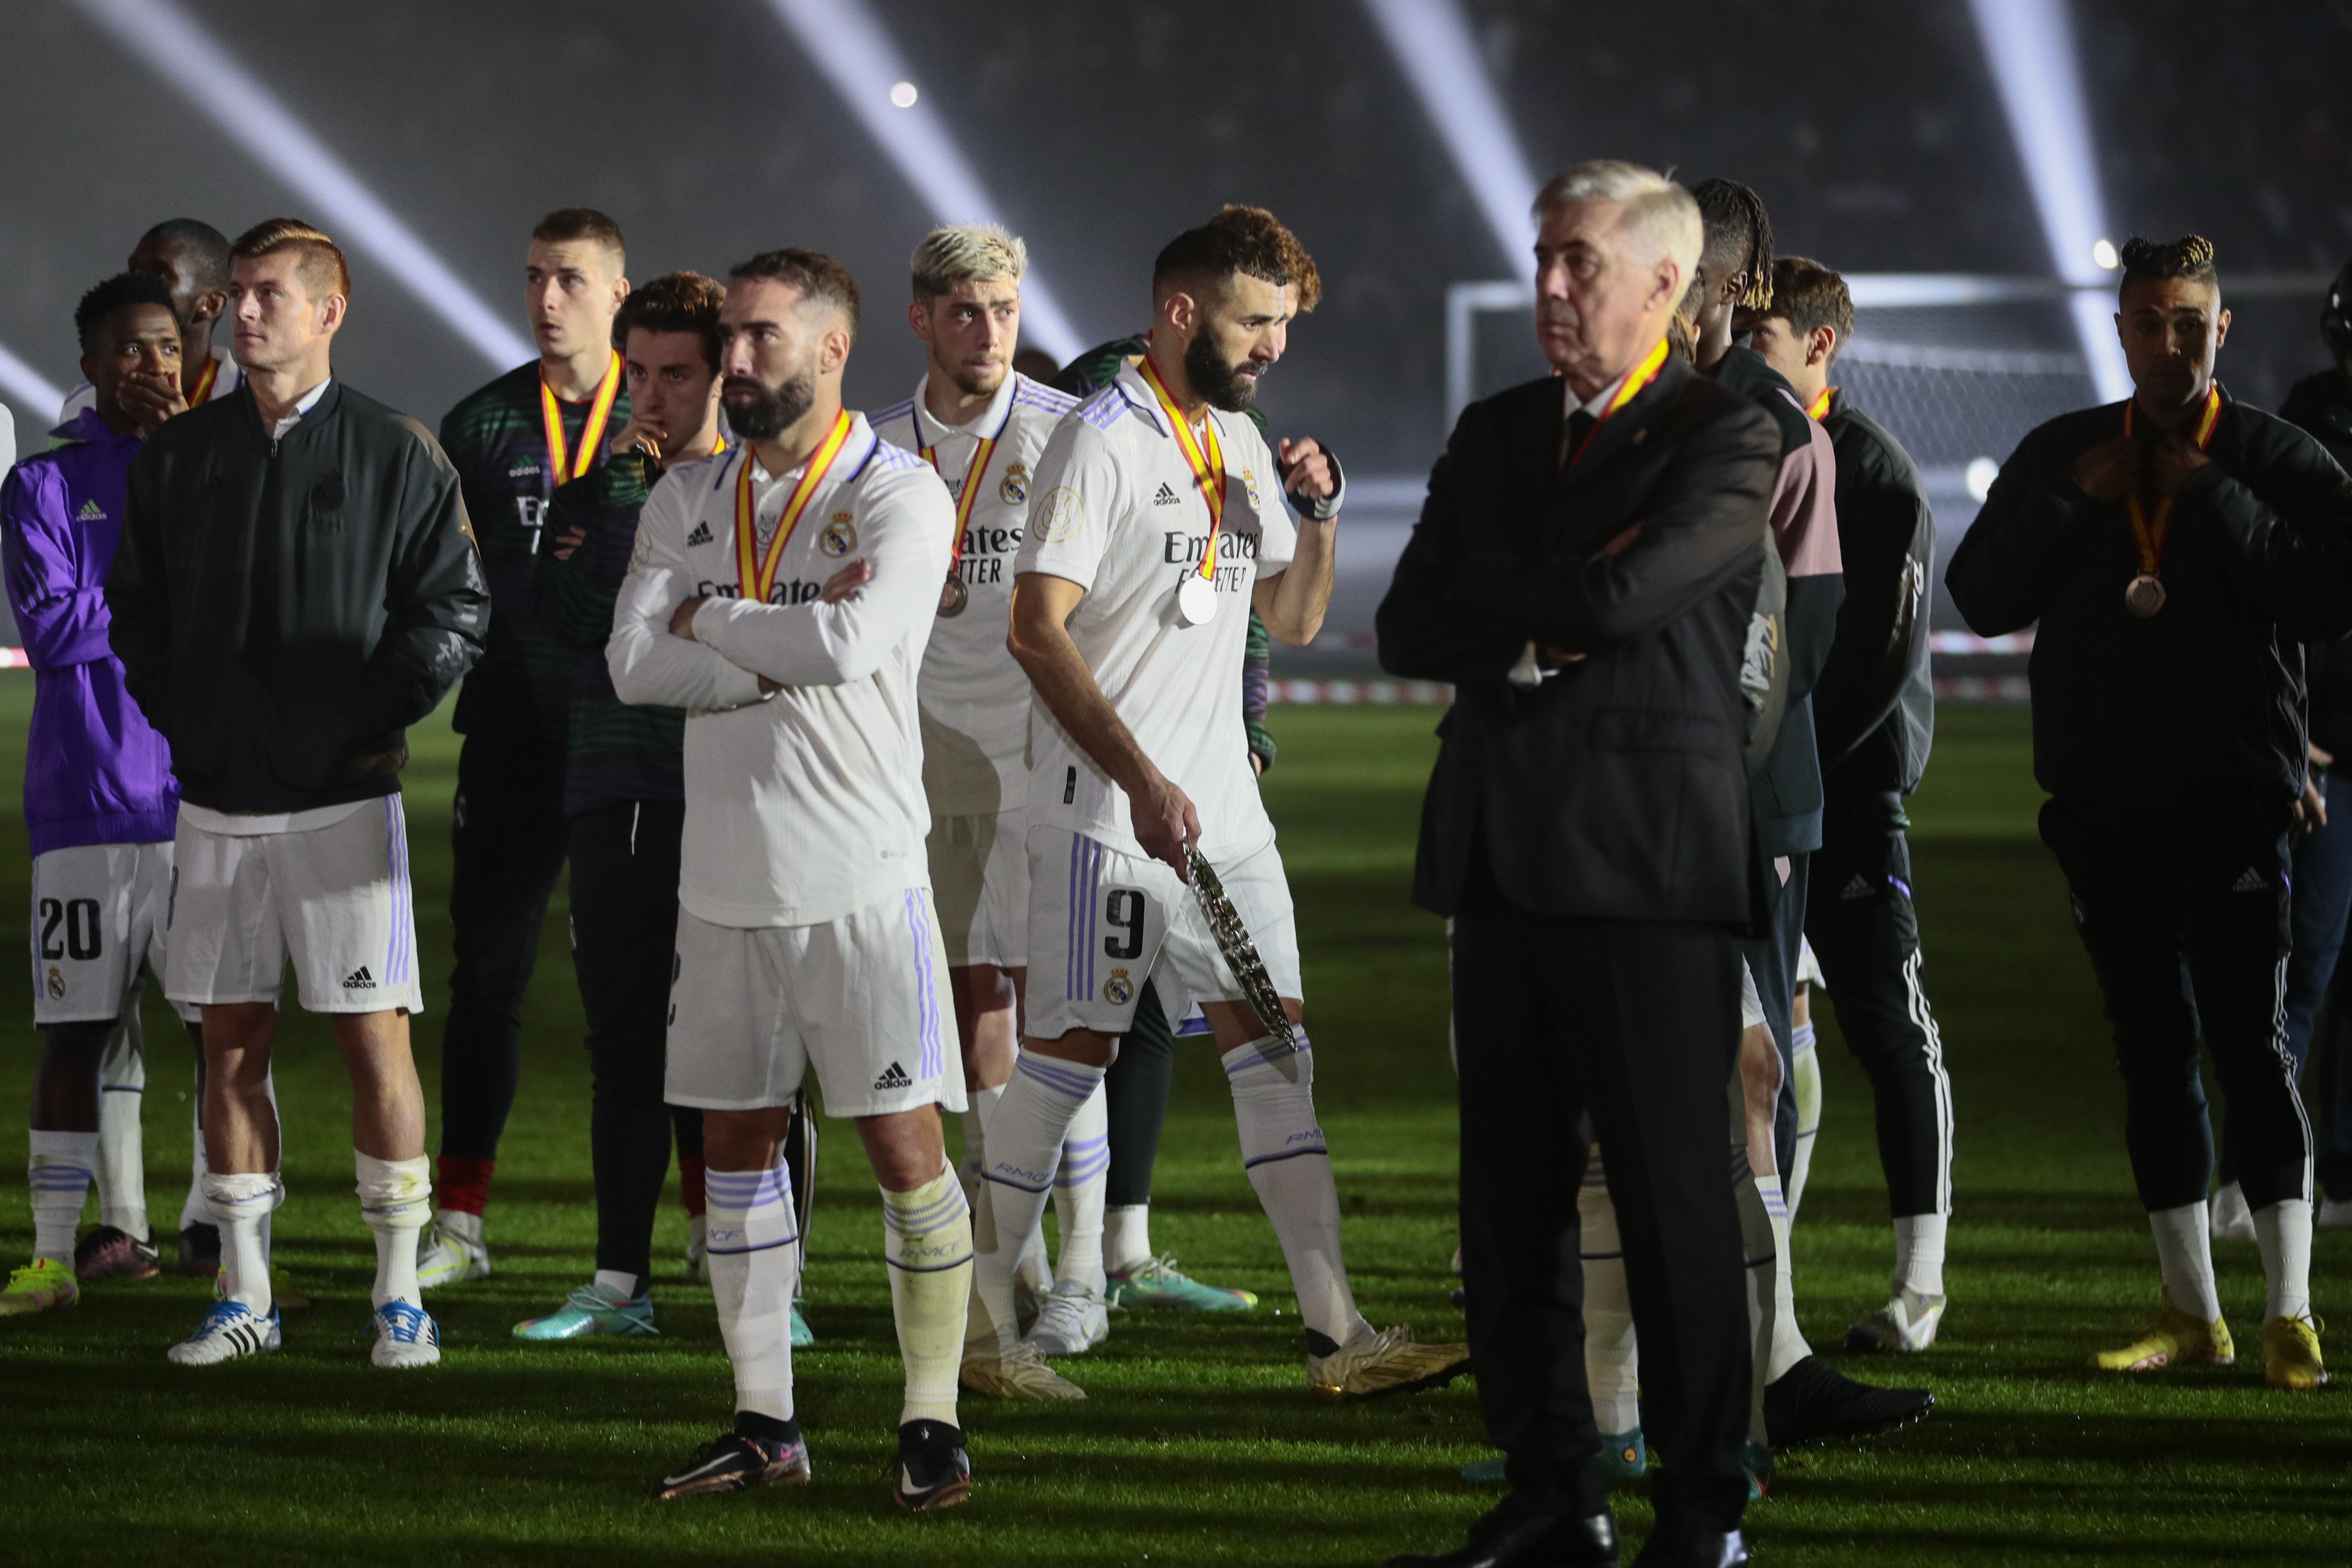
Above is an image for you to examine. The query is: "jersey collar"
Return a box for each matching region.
[911,369,1018,448]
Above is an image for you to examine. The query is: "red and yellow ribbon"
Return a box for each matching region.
[186,355,221,408]
[2121,384,2223,578]
[1137,355,1226,580]
[920,429,999,575]
[734,409,855,605]
[540,350,624,485]
[1568,337,1670,469]
[1806,386,1833,423]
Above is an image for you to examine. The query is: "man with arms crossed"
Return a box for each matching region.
[611,249,975,1510]
[109,219,489,1367]
[981,205,1467,1403]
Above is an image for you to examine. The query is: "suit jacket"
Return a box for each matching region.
[1377,358,1780,923]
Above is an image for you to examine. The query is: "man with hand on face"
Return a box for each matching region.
[510,272,732,1343]
[610,249,977,1511]
[59,220,242,432]
[1950,235,2352,1393]
[421,209,632,1288]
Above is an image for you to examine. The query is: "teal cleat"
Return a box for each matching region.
[513,1282,659,1341]
[790,1302,814,1347]
[1742,1440,1773,1501]
[1461,1430,1643,1486]
[1461,1456,1505,1482]
[1105,1254,1257,1312]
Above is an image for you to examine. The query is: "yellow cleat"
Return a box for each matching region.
[960,1340,1087,1401]
[2090,1303,2234,1372]
[1309,1323,1472,1398]
[0,1258,80,1316]
[2262,1314,2327,1390]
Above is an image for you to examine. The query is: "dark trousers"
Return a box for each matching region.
[2258,770,2352,1200]
[439,726,572,1163]
[2040,793,2311,1212]
[569,799,703,1281]
[1104,978,1177,1208]
[1742,850,1809,1176]
[1804,797,1955,1217]
[1454,892,1750,1534]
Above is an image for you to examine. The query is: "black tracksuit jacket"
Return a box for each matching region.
[1814,389,1936,799]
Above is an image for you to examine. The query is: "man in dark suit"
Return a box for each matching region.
[1378,161,1779,1568]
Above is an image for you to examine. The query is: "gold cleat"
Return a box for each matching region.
[959,1340,1087,1401]
[1309,1323,1472,1398]
[2090,1303,2234,1372]
[2263,1314,2327,1391]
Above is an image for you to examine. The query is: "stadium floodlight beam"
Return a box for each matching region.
[70,0,532,370]
[756,0,1084,362]
[1360,0,1542,283]
[1965,0,2132,401]
[0,341,68,426]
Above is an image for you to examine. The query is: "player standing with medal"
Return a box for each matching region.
[1950,235,2352,1392]
[978,206,1470,1402]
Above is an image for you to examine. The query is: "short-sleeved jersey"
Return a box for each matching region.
[1015,361,1299,862]
[872,370,1076,815]
[440,358,630,743]
[607,415,956,928]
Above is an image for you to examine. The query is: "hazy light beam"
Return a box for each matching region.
[758,0,1084,361]
[1361,0,1543,283]
[72,0,531,369]
[0,342,68,425]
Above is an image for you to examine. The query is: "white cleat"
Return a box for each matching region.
[2208,1182,2256,1241]
[168,1300,282,1365]
[960,1339,1087,1401]
[1846,1289,1947,1353]
[1308,1323,1471,1399]
[1023,1280,1109,1356]
[415,1218,490,1290]
[370,1300,442,1368]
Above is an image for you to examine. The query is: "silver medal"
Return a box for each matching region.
[1175,573,1218,626]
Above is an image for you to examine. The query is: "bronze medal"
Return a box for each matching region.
[938,574,969,618]
[2125,574,2166,618]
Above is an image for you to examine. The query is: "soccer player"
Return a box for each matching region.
[980,205,1468,1401]
[610,249,975,1509]
[60,219,242,428]
[512,272,727,1341]
[1746,256,1956,1353]
[420,210,632,1287]
[0,273,212,1313]
[1949,235,2352,1391]
[108,218,489,1366]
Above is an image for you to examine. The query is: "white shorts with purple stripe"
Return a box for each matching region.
[164,797,423,1015]
[1022,824,1303,1042]
[665,887,967,1119]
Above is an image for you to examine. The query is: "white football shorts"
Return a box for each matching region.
[166,798,424,1014]
[927,808,1029,970]
[1024,824,1302,1042]
[29,840,197,1026]
[665,888,968,1119]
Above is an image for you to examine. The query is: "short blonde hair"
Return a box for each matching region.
[231,217,350,303]
[1532,161,1703,286]
[910,223,1027,300]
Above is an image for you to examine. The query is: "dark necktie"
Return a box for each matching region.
[1562,409,1597,471]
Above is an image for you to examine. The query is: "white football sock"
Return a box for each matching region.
[2252,1199,2314,1322]
[180,1064,277,1235]
[1577,1150,1639,1433]
[708,1159,802,1422]
[593,1269,643,1301]
[93,1011,147,1239]
[883,1160,973,1427]
[1759,1174,1812,1380]
[1733,1159,1774,1443]
[1224,1033,1367,1349]
[29,1130,99,1265]
[1051,1081,1108,1293]
[1894,1212,1948,1299]
[971,1050,1102,1354]
[355,1151,431,1308]
[958,1082,1003,1199]
[1787,1022,1821,1220]
[204,1170,279,1314]
[1104,1204,1153,1276]
[2148,1201,2222,1321]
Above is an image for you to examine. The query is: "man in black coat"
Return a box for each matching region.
[1948,235,2352,1394]
[1378,160,1776,1568]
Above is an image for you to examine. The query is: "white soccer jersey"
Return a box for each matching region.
[59,345,241,427]
[872,370,1077,815]
[1015,361,1309,862]
[608,413,957,928]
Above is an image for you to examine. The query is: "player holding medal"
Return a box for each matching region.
[975,206,1470,1401]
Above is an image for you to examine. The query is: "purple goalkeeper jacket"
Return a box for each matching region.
[1,408,178,854]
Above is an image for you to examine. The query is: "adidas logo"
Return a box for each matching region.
[685,520,715,546]
[75,499,106,522]
[1840,873,1875,901]
[2231,867,2267,894]
[342,966,376,989]
[873,1061,912,1091]
[1152,481,1181,505]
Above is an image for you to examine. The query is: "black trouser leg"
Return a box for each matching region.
[1742,851,1808,1176]
[1454,902,1749,1535]
[1804,801,1955,1217]
[1104,978,1177,1208]
[569,799,684,1283]
[439,728,572,1163]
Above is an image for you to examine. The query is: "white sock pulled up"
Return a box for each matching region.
[29,1130,99,1265]
[1894,1212,1948,1300]
[204,1170,281,1315]
[1759,1173,1812,1381]
[94,1012,147,1240]
[708,1158,803,1422]
[355,1151,431,1308]
[2148,1201,2222,1322]
[1224,1032,1367,1351]
[1051,1081,1108,1293]
[1105,1204,1152,1277]
[883,1159,974,1427]
[2252,1198,2314,1322]
[971,1049,1102,1354]
[1787,1021,1821,1220]
[1577,1148,1639,1434]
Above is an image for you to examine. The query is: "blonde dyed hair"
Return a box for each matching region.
[911,223,1028,300]
[1531,161,1704,287]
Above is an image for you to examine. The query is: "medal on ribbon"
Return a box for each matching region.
[2119,385,2222,619]
[734,409,855,606]
[1806,386,1832,423]
[1567,337,1670,469]
[539,350,624,489]
[920,424,1000,621]
[1137,356,1226,626]
[186,355,221,409]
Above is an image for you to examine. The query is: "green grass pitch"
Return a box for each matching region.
[0,685,2346,1566]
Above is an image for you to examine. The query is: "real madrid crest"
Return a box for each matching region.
[998,462,1029,506]
[1103,967,1135,1006]
[819,511,857,557]
[45,965,65,1000]
[1241,467,1263,509]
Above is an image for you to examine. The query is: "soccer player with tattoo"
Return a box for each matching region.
[610,249,975,1509]
[420,210,632,1288]
[978,205,1470,1401]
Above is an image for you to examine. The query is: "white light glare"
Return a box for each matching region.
[0,342,68,425]
[889,81,918,108]
[2091,237,2119,271]
[1964,0,2131,400]
[758,0,1082,362]
[71,0,532,369]
[1361,0,1542,283]
[1965,456,2001,502]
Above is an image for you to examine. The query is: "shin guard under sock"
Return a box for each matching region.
[93,1013,147,1239]
[971,1050,1101,1353]
[883,1160,974,1426]
[1051,1082,1109,1292]
[28,1130,99,1265]
[708,1158,803,1422]
[356,1152,432,1308]
[1224,1033,1366,1348]
[204,1171,280,1314]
